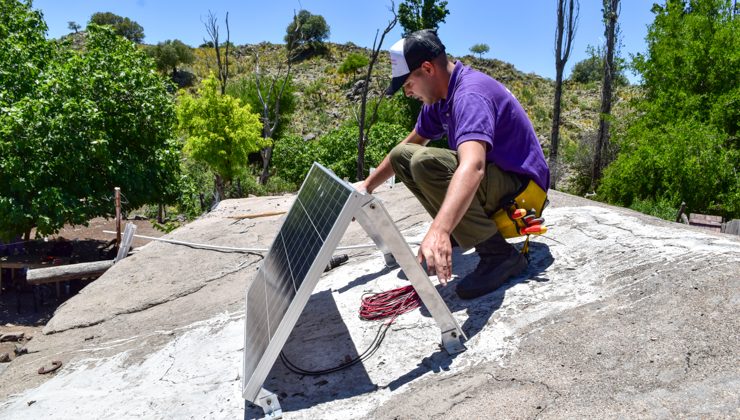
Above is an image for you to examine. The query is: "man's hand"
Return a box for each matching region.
[417,227,453,285]
[352,180,369,194]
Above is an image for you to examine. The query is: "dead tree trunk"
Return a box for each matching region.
[256,55,294,185]
[203,11,230,95]
[550,0,579,190]
[356,3,397,181]
[257,12,300,185]
[591,0,620,191]
[214,174,225,204]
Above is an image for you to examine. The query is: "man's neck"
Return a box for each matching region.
[440,60,456,100]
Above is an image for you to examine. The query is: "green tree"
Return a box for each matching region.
[569,45,628,85]
[398,0,450,36]
[67,20,81,33]
[0,23,181,240]
[599,0,740,218]
[469,43,490,59]
[147,39,195,76]
[177,74,267,199]
[338,52,370,77]
[284,10,330,53]
[89,11,144,43]
[226,75,296,144]
[0,0,52,107]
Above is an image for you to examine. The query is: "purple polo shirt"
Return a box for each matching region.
[415,61,550,191]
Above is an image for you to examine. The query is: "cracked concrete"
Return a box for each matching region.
[1,184,738,419]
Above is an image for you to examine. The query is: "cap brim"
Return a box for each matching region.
[385,74,409,96]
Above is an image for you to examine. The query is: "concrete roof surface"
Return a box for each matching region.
[0,184,738,419]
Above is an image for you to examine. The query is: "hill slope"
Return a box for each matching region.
[187,42,639,192]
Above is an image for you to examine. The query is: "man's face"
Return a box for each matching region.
[402,64,436,105]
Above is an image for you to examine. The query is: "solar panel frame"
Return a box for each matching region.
[242,163,369,402]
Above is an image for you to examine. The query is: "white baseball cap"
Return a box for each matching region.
[386,29,446,95]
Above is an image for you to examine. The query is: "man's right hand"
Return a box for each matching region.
[352,181,370,194]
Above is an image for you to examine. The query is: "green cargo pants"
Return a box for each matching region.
[388,143,522,250]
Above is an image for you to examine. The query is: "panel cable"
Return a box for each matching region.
[279,285,421,376]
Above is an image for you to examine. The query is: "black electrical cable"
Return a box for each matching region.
[279,286,420,376]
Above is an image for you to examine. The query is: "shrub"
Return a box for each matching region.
[599,120,740,218]
[273,122,408,184]
[337,52,369,76]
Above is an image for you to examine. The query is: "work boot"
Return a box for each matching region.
[456,232,528,299]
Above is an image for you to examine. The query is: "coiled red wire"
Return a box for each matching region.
[359,285,421,322]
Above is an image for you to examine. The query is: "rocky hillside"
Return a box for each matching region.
[185,41,639,192]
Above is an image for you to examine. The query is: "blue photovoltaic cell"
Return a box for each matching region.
[243,163,355,400]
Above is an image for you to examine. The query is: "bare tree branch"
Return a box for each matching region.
[592,0,620,190]
[202,10,230,95]
[256,11,301,184]
[549,0,580,189]
[356,1,398,180]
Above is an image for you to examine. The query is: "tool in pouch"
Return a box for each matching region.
[490,179,549,257]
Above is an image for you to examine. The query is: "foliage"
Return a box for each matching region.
[598,0,739,219]
[88,11,144,43]
[226,75,297,141]
[147,39,195,75]
[0,0,52,107]
[284,10,330,52]
[302,77,329,110]
[375,94,417,131]
[599,120,739,216]
[338,52,369,76]
[628,196,681,221]
[225,172,297,197]
[0,23,181,240]
[469,43,490,59]
[177,74,267,188]
[398,0,450,36]
[569,45,628,85]
[273,122,408,184]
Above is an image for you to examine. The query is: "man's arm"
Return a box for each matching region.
[417,140,487,285]
[359,128,428,194]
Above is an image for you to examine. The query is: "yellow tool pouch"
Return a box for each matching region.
[491,180,548,239]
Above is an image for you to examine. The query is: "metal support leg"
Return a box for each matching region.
[257,388,283,419]
[354,200,399,269]
[354,198,467,354]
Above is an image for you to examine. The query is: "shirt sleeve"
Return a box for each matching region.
[414,104,445,140]
[452,92,495,151]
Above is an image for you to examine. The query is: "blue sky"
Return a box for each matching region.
[33,1,656,83]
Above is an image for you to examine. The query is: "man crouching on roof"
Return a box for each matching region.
[358,30,550,299]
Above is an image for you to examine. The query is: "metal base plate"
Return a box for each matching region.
[257,388,282,419]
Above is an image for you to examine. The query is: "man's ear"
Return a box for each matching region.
[420,61,435,75]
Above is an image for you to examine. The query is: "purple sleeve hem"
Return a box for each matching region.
[456,132,493,150]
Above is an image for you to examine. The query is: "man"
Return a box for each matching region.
[359,29,550,299]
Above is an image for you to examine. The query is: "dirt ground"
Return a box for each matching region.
[0,217,166,363]
[47,217,166,248]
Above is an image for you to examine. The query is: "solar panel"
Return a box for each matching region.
[242,162,466,418]
[243,163,367,404]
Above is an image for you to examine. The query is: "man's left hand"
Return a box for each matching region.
[417,227,453,285]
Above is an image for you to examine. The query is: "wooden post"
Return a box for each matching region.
[115,187,122,248]
[675,202,687,223]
